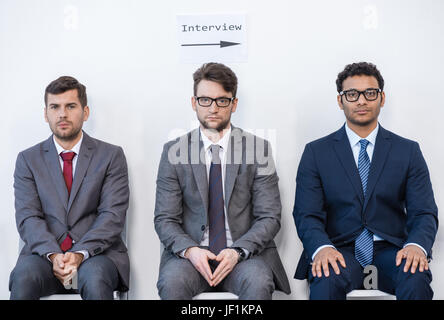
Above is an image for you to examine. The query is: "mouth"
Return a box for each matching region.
[355,109,370,115]
[57,121,71,128]
[206,116,220,121]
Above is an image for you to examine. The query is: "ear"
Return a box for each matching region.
[337,95,344,110]
[83,105,90,121]
[191,96,197,112]
[44,107,49,123]
[380,91,386,108]
[230,98,238,113]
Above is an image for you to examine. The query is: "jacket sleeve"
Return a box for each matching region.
[404,142,438,257]
[153,143,199,255]
[14,152,62,257]
[293,143,333,259]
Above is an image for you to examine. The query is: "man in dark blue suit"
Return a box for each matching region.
[293,62,438,300]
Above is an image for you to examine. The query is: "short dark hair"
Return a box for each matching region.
[193,62,238,97]
[336,62,384,93]
[44,76,87,107]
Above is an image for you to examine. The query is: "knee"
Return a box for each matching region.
[396,268,433,299]
[10,258,48,289]
[157,269,198,300]
[77,257,118,299]
[233,260,275,299]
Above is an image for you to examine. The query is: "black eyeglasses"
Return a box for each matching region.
[194,96,235,108]
[339,88,382,102]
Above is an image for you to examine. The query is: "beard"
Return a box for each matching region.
[50,122,83,142]
[198,115,231,133]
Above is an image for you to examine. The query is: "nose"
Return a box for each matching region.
[58,106,67,118]
[357,92,367,105]
[208,101,218,113]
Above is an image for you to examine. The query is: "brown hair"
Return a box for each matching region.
[44,76,87,107]
[193,62,238,97]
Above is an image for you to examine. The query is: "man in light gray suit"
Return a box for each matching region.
[9,76,130,300]
[154,63,290,299]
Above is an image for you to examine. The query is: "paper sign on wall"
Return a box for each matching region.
[177,14,247,63]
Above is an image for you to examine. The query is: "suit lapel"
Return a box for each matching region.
[363,126,391,211]
[67,132,95,212]
[333,125,365,205]
[190,129,209,215]
[224,127,241,209]
[43,136,69,211]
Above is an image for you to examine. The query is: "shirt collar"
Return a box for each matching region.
[200,126,232,152]
[345,122,379,147]
[53,131,83,156]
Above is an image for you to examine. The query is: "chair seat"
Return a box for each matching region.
[40,294,82,300]
[192,292,239,300]
[346,289,396,300]
[40,290,124,300]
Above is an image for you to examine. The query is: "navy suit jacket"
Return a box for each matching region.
[293,124,438,280]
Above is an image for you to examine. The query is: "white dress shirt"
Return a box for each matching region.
[47,133,89,261]
[312,123,426,260]
[199,126,233,248]
[180,126,249,258]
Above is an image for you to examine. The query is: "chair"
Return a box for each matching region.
[346,289,396,300]
[17,219,129,300]
[193,292,239,300]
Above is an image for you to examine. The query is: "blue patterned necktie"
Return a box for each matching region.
[208,144,227,257]
[355,139,374,267]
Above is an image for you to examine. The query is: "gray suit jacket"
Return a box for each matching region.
[13,132,130,291]
[154,126,291,294]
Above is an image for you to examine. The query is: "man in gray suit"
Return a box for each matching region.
[154,63,290,299]
[9,76,130,300]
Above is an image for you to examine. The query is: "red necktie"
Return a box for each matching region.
[60,151,76,252]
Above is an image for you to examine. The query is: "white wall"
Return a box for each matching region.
[1,0,443,299]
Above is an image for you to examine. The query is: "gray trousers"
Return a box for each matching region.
[9,254,119,300]
[157,255,275,300]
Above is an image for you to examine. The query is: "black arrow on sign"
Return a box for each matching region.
[181,41,240,48]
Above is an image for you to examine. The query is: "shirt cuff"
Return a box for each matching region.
[404,243,427,257]
[75,250,89,261]
[46,250,89,262]
[312,245,336,261]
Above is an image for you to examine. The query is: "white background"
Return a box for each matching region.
[1,0,443,299]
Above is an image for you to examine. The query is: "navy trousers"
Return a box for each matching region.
[309,241,433,300]
[9,254,119,300]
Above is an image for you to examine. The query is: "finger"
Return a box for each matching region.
[212,265,231,286]
[311,262,317,277]
[315,261,323,278]
[201,260,214,284]
[322,259,330,277]
[212,258,229,280]
[329,258,340,275]
[410,256,420,274]
[206,250,217,261]
[395,250,404,266]
[215,251,227,263]
[196,262,213,285]
[403,253,413,273]
[419,257,426,273]
[424,258,429,271]
[337,254,346,269]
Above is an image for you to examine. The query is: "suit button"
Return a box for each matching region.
[201,225,206,231]
[67,226,72,231]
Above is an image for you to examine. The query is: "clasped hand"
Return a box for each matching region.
[49,252,84,285]
[185,247,239,287]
